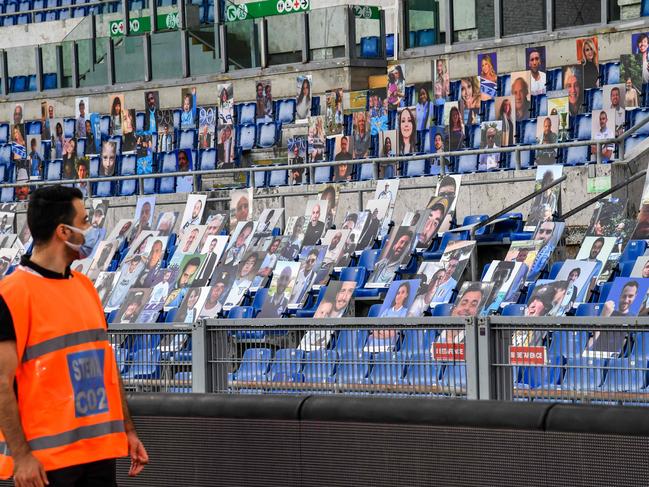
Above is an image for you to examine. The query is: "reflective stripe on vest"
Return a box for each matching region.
[23,329,108,362]
[0,420,125,455]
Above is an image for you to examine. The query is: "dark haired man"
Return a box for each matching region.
[0,186,147,486]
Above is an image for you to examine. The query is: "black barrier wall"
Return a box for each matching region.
[93,394,649,487]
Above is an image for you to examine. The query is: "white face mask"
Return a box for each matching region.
[63,224,93,259]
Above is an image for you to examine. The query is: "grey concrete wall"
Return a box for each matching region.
[15,161,641,238]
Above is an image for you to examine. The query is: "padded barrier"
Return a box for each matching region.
[3,395,649,485]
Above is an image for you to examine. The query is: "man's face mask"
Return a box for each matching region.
[63,224,93,259]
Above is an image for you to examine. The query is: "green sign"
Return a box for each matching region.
[587,175,612,194]
[109,12,180,37]
[224,0,310,22]
[352,5,380,20]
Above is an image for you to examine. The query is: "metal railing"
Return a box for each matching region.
[205,317,472,397]
[108,316,649,406]
[482,316,649,405]
[4,114,649,198]
[108,322,203,393]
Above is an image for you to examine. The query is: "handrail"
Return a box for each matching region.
[0,128,643,194]
[557,169,647,221]
[468,175,567,238]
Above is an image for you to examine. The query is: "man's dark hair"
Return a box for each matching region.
[241,220,255,233]
[307,248,319,259]
[593,236,605,246]
[624,280,639,292]
[568,267,581,277]
[183,256,202,271]
[429,202,446,215]
[28,185,83,245]
[460,282,484,298]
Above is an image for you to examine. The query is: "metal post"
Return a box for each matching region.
[399,0,407,51]
[1,51,8,95]
[301,12,310,64]
[181,29,190,78]
[514,147,521,170]
[619,139,625,161]
[379,9,386,58]
[546,0,554,32]
[357,189,363,212]
[280,195,286,231]
[259,18,268,69]
[464,317,479,400]
[71,41,79,89]
[596,142,602,164]
[494,0,502,39]
[344,6,355,59]
[191,321,207,393]
[107,38,115,85]
[35,46,43,92]
[214,0,221,24]
[477,317,494,399]
[219,23,228,73]
[178,0,187,30]
[251,21,260,68]
[445,0,453,46]
[209,324,229,393]
[121,0,130,36]
[55,44,64,89]
[469,237,479,281]
[150,0,158,33]
[373,161,379,181]
[143,33,152,82]
[138,176,144,195]
[90,14,97,65]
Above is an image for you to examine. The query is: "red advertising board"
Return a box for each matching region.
[509,346,547,365]
[433,342,465,362]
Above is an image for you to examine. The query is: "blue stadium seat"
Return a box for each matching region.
[295,286,328,318]
[481,99,495,121]
[199,148,216,171]
[585,88,603,112]
[237,102,256,125]
[402,159,426,177]
[518,119,537,144]
[624,134,648,155]
[531,94,547,117]
[600,61,620,85]
[0,125,9,145]
[562,145,590,166]
[268,167,288,187]
[431,303,453,316]
[549,331,591,359]
[357,163,374,181]
[45,159,61,180]
[386,33,394,57]
[124,349,161,380]
[360,36,380,58]
[400,330,436,359]
[498,73,511,96]
[406,361,443,388]
[300,350,337,383]
[335,331,368,355]
[501,304,526,316]
[416,28,435,47]
[369,352,407,385]
[237,123,256,150]
[336,351,371,385]
[572,114,592,140]
[546,68,563,91]
[455,153,477,173]
[358,249,381,272]
[560,357,607,391]
[339,266,367,288]
[422,231,465,260]
[602,358,647,392]
[275,99,295,124]
[256,122,277,148]
[575,303,603,317]
[313,165,331,184]
[627,108,649,136]
[229,348,272,382]
[621,240,647,262]
[178,129,196,150]
[269,348,305,383]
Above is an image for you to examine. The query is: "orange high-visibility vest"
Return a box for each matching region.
[0,266,128,479]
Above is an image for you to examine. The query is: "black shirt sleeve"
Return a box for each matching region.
[0,295,15,341]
